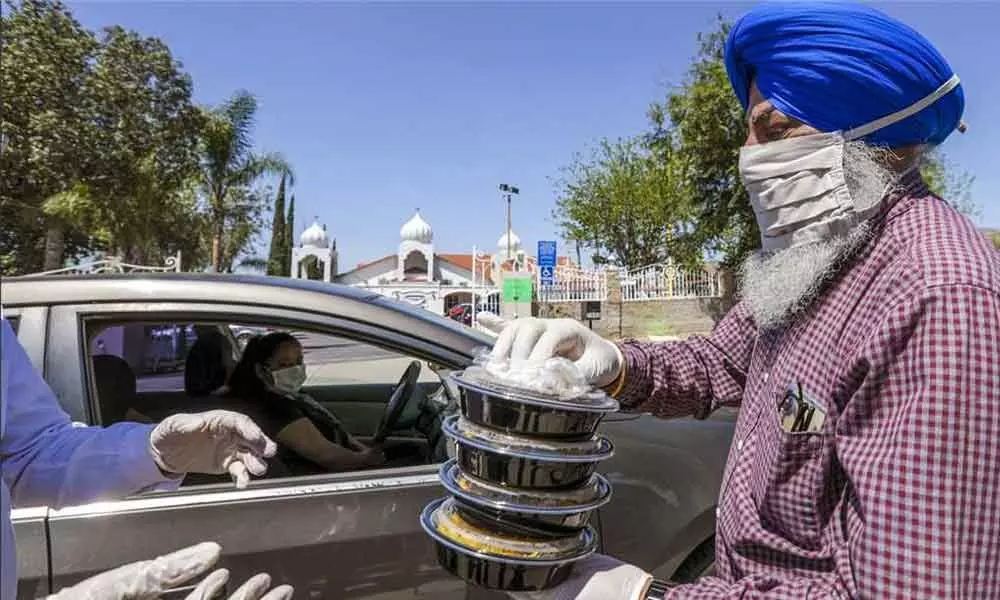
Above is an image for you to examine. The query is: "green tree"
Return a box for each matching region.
[82,25,205,264]
[646,17,756,268]
[1,0,207,273]
[266,174,288,276]
[0,0,98,273]
[285,194,296,274]
[299,255,323,280]
[553,137,696,269]
[197,90,293,272]
[920,149,979,220]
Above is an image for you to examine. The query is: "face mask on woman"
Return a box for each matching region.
[270,364,307,394]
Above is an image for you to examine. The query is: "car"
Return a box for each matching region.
[229,324,275,350]
[2,273,735,600]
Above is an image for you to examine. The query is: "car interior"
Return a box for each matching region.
[85,319,460,486]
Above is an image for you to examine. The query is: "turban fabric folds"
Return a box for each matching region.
[725,2,965,147]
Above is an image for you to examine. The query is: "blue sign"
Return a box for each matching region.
[538,240,557,285]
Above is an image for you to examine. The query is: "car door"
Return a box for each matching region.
[3,306,54,599]
[42,301,498,599]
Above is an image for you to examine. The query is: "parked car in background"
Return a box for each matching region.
[2,274,735,600]
[228,324,274,349]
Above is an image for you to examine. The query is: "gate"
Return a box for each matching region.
[618,263,721,301]
[22,251,183,277]
[536,265,608,302]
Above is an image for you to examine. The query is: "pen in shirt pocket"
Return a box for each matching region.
[778,381,827,434]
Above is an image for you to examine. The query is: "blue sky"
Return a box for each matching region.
[69,0,999,270]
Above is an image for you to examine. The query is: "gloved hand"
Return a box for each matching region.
[480,315,625,388]
[184,569,294,600]
[507,554,653,600]
[150,410,277,488]
[44,541,294,600]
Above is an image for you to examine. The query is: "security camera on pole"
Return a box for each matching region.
[497,184,531,320]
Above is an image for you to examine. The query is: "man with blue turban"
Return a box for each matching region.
[489,2,1000,598]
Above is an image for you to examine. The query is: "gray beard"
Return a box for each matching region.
[740,142,898,330]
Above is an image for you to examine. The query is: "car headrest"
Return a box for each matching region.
[185,332,233,396]
[92,354,137,424]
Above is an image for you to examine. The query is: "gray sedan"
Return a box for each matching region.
[2,274,734,599]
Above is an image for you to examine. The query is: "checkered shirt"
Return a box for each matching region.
[617,171,1000,599]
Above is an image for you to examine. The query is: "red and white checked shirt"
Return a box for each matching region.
[617,172,1000,599]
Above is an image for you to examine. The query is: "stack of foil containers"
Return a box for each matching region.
[420,366,619,592]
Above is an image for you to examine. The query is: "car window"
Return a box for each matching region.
[3,314,19,334]
[292,330,442,388]
[82,316,454,486]
[87,322,232,423]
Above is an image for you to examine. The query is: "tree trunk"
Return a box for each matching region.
[43,223,66,271]
[211,225,224,273]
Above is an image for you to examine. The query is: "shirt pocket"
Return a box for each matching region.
[751,396,829,552]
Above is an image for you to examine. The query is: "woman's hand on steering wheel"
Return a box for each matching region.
[356,446,386,468]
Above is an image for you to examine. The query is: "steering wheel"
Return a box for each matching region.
[372,360,422,445]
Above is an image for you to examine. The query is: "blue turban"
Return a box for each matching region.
[725,1,964,147]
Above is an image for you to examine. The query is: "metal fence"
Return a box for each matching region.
[618,263,722,301]
[22,251,183,277]
[536,265,609,302]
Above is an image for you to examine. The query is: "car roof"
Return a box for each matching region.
[2,273,493,356]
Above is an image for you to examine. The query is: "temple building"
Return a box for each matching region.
[291,210,572,316]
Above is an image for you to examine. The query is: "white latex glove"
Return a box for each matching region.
[150,410,277,488]
[482,315,625,388]
[185,569,294,600]
[508,554,653,600]
[45,542,222,600]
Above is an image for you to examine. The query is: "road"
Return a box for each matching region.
[294,332,397,364]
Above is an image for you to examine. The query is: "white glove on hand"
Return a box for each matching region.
[507,554,653,600]
[150,410,277,488]
[45,542,295,600]
[185,569,294,600]
[45,542,221,600]
[481,315,624,388]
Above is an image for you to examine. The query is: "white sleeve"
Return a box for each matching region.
[0,318,180,509]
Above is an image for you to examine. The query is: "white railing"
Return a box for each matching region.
[618,262,721,301]
[23,251,182,277]
[537,266,608,302]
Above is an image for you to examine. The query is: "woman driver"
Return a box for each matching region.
[226,332,385,473]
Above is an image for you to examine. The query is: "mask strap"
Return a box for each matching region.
[843,74,961,141]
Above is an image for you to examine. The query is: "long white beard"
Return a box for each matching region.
[740,142,898,329]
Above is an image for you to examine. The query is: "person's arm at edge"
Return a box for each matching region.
[605,302,756,420]
[0,318,181,509]
[276,418,375,470]
[660,284,1000,598]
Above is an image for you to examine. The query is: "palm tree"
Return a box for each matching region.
[198,90,293,272]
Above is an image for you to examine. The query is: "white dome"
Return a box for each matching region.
[400,211,433,243]
[497,230,522,253]
[300,219,329,248]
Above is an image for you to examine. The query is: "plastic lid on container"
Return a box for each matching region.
[440,460,612,513]
[450,368,619,413]
[424,497,595,562]
[442,415,614,462]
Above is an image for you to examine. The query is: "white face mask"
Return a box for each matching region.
[271,364,307,394]
[739,74,961,252]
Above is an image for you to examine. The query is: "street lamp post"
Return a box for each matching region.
[498,183,520,262]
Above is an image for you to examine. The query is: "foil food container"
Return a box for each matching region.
[442,415,614,489]
[449,367,619,439]
[439,460,612,537]
[420,497,597,591]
